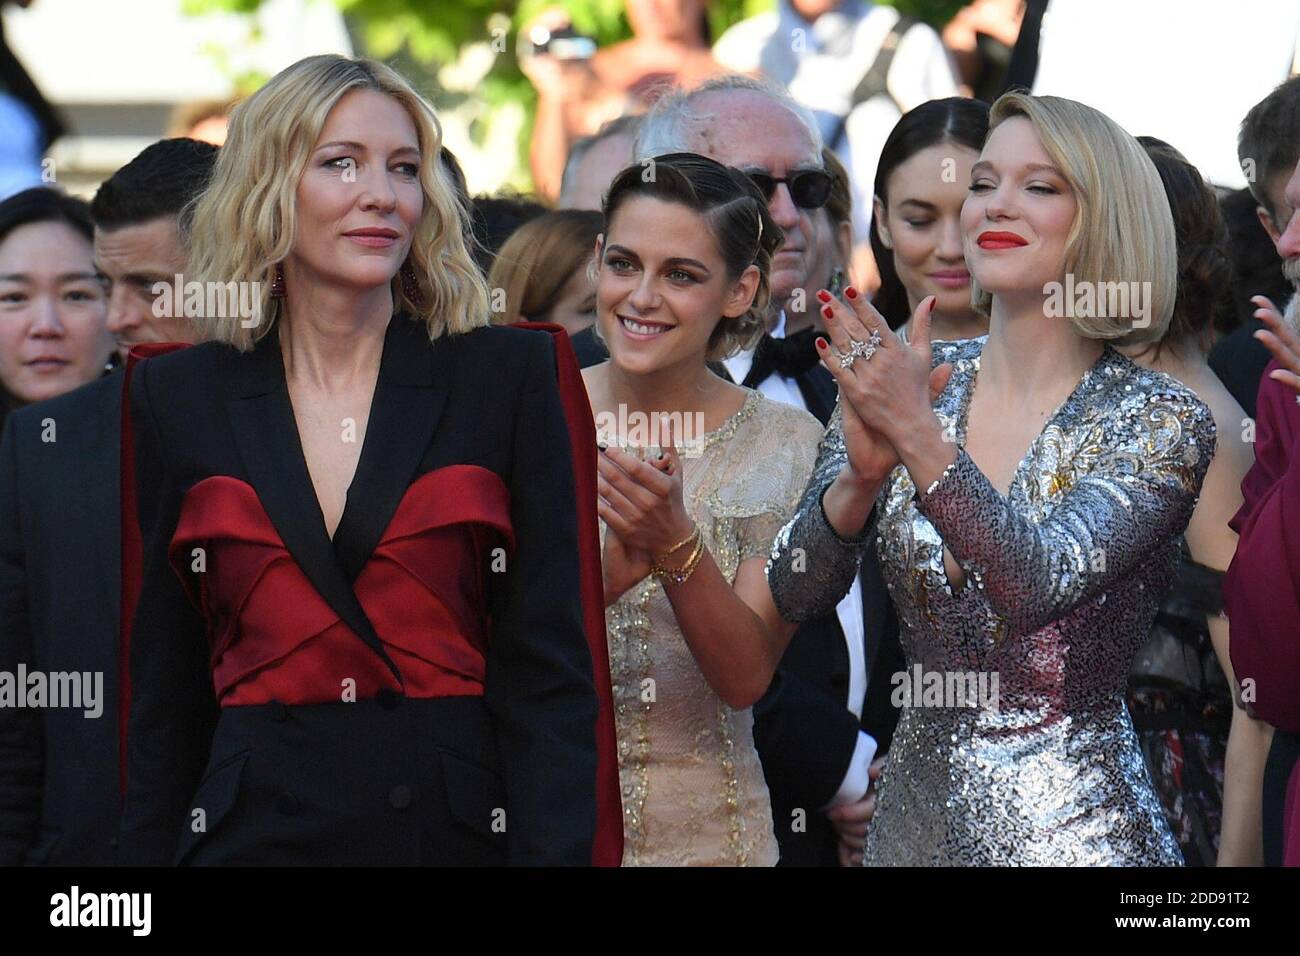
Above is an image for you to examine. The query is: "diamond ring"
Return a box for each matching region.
[838,329,882,369]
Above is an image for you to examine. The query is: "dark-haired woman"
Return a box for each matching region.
[1119,137,1267,866]
[582,153,823,865]
[0,186,114,866]
[0,187,113,429]
[870,97,990,343]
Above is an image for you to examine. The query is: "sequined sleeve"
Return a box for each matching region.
[765,400,878,623]
[915,388,1217,636]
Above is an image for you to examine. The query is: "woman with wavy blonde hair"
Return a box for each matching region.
[768,93,1214,865]
[119,54,605,865]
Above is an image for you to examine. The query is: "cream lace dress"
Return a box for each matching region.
[601,391,823,866]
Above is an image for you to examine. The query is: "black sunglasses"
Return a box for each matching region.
[746,169,833,210]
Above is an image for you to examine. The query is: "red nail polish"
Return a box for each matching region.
[845,286,858,299]
[822,305,833,319]
[928,296,938,315]
[816,289,831,303]
[816,336,828,350]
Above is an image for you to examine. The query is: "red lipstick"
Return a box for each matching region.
[977,231,1028,250]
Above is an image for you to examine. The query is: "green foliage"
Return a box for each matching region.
[182,0,968,189]
[186,0,965,76]
[888,0,967,25]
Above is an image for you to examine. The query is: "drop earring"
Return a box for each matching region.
[828,266,846,298]
[269,263,286,299]
[400,259,425,309]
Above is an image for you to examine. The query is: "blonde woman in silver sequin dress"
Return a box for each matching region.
[767,93,1215,866]
[581,154,823,866]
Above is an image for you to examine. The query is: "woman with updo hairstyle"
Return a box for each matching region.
[487,208,603,335]
[870,97,990,342]
[769,93,1217,865]
[1120,137,1268,867]
[581,152,823,865]
[119,54,611,866]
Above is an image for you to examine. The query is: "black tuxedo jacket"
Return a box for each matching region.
[0,372,124,866]
[745,362,905,866]
[119,316,599,865]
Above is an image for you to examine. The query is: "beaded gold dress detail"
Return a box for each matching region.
[602,391,822,866]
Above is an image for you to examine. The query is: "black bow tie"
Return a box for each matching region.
[743,326,821,388]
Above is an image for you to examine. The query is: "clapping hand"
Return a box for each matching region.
[813,288,953,482]
[597,431,694,602]
[600,521,652,607]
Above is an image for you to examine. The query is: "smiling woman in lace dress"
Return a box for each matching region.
[582,153,823,865]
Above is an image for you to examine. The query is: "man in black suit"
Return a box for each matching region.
[634,75,904,866]
[0,138,216,865]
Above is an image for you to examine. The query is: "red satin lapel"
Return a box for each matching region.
[119,342,191,804]
[516,322,624,867]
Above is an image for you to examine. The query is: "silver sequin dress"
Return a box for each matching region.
[766,337,1215,866]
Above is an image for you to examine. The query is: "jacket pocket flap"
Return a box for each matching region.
[173,750,249,865]
[437,748,505,841]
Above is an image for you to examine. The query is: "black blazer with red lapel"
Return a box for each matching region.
[118,314,598,865]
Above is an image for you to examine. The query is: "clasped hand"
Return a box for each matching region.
[813,288,953,483]
[597,436,694,604]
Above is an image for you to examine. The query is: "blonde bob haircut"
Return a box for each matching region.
[971,93,1177,344]
[186,54,489,349]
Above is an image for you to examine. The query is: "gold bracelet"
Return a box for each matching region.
[652,526,706,585]
[650,522,702,567]
[659,522,699,559]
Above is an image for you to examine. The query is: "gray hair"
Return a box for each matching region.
[633,74,824,162]
[560,113,644,203]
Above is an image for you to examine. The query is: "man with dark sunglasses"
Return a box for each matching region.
[637,76,828,328]
[745,168,834,211]
[634,74,901,869]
